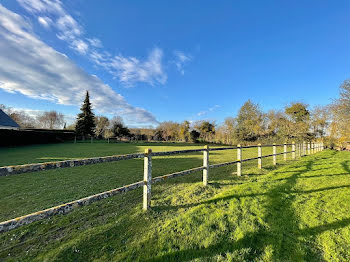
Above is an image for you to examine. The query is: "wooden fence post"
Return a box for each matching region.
[258,144,262,169]
[91,137,93,143]
[237,144,242,176]
[143,148,152,211]
[292,142,296,160]
[203,145,209,186]
[284,143,287,161]
[74,136,76,144]
[298,143,301,157]
[307,142,311,155]
[273,143,277,166]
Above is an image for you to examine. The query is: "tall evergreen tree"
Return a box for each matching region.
[75,91,96,137]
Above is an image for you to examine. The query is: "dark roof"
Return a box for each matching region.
[0,109,20,128]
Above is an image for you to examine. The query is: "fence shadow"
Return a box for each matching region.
[341,160,350,174]
[148,160,330,261]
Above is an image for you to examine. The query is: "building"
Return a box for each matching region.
[0,109,20,130]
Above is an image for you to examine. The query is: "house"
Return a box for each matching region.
[0,109,20,130]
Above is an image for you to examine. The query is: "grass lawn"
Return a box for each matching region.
[0,143,349,261]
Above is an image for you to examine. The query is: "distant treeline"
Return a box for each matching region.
[127,80,350,149]
[2,80,350,149]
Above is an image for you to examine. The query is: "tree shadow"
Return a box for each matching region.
[341,160,350,174]
[146,216,350,262]
[148,160,327,261]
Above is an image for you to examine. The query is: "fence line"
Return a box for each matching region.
[0,153,145,177]
[0,141,324,232]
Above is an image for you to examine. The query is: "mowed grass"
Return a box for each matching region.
[0,143,349,261]
[0,142,285,221]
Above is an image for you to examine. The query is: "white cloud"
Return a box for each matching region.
[17,0,65,15]
[16,0,167,86]
[92,47,167,86]
[0,4,158,125]
[37,16,52,28]
[87,37,102,48]
[173,50,192,75]
[196,105,220,117]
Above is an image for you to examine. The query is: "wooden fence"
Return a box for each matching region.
[0,141,324,233]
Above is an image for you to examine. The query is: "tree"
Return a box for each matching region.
[179,121,190,142]
[153,129,164,141]
[0,104,36,128]
[189,130,200,143]
[265,110,283,140]
[95,116,109,138]
[157,121,180,141]
[283,102,310,141]
[285,102,310,123]
[110,117,130,139]
[235,100,264,142]
[195,120,215,142]
[328,80,350,147]
[36,111,64,129]
[75,91,96,137]
[221,117,236,144]
[310,106,329,139]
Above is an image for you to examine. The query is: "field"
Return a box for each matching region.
[0,143,349,261]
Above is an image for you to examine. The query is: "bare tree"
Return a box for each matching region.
[0,104,37,128]
[95,116,109,138]
[36,111,64,129]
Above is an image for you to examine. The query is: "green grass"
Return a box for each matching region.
[0,142,284,221]
[0,143,349,261]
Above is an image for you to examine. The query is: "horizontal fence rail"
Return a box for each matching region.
[0,141,324,233]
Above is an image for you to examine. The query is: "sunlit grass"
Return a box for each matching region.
[1,143,345,261]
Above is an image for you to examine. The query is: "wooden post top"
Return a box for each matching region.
[145,148,152,155]
[204,145,209,150]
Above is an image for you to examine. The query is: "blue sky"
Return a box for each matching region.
[0,0,349,127]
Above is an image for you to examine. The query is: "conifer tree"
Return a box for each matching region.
[75,91,96,138]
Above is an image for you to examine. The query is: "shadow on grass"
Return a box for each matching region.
[148,160,329,261]
[154,183,350,213]
[270,172,350,183]
[341,160,350,174]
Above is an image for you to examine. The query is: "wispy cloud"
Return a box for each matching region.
[197,105,220,117]
[37,16,52,28]
[173,50,192,75]
[91,47,167,86]
[87,37,102,48]
[16,0,167,86]
[0,4,158,125]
